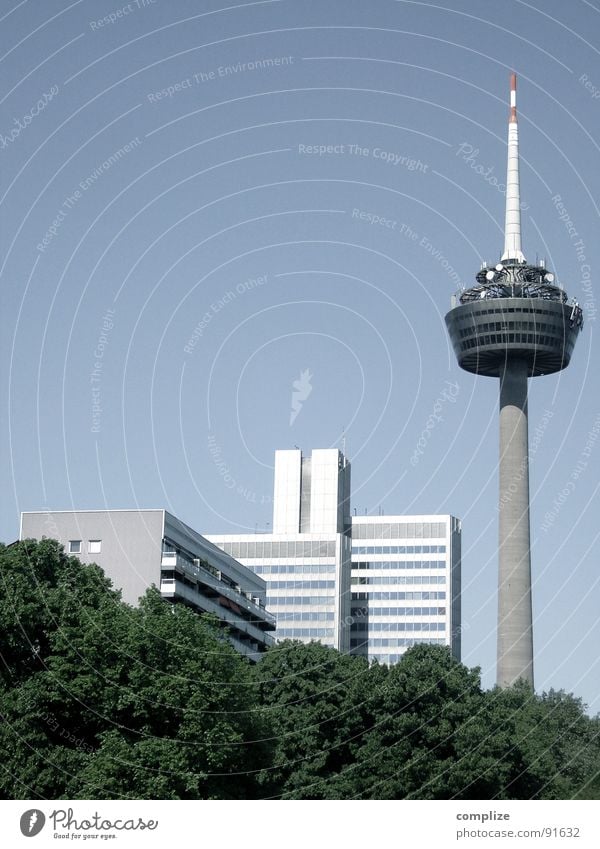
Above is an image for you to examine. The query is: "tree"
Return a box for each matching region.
[3,540,597,800]
[0,540,270,799]
[250,640,370,798]
[76,591,272,799]
[336,643,518,800]
[251,642,600,800]
[0,538,120,687]
[487,684,600,799]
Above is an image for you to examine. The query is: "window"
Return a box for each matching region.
[88,540,102,554]
[69,540,81,554]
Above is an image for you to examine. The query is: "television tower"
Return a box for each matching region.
[445,74,584,687]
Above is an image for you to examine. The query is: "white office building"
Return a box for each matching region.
[350,515,462,664]
[208,448,462,662]
[208,448,352,652]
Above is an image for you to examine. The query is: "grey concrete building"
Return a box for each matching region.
[20,509,276,660]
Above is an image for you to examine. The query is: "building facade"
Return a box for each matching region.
[208,448,462,663]
[209,448,352,653]
[350,514,461,664]
[20,509,275,660]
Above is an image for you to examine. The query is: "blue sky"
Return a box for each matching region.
[1,0,599,710]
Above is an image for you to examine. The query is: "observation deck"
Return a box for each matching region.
[445,261,584,378]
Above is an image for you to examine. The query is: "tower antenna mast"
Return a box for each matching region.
[502,73,526,264]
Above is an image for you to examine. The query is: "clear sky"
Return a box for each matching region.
[1,0,599,711]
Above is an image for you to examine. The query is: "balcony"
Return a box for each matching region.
[160,578,275,649]
[161,551,276,630]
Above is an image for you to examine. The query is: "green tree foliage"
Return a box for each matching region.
[1,540,598,799]
[252,641,599,800]
[0,540,270,799]
[249,639,371,797]
[77,591,272,800]
[486,683,600,799]
[336,643,522,800]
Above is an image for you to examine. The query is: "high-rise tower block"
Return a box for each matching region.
[445,74,584,687]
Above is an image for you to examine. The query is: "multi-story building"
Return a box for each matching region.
[208,448,352,652]
[20,509,276,660]
[208,447,462,662]
[350,514,461,664]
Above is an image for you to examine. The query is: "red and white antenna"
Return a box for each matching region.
[501,73,526,263]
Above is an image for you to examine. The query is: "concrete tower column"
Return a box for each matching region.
[497,358,534,687]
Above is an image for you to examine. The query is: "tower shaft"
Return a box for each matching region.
[497,359,533,687]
